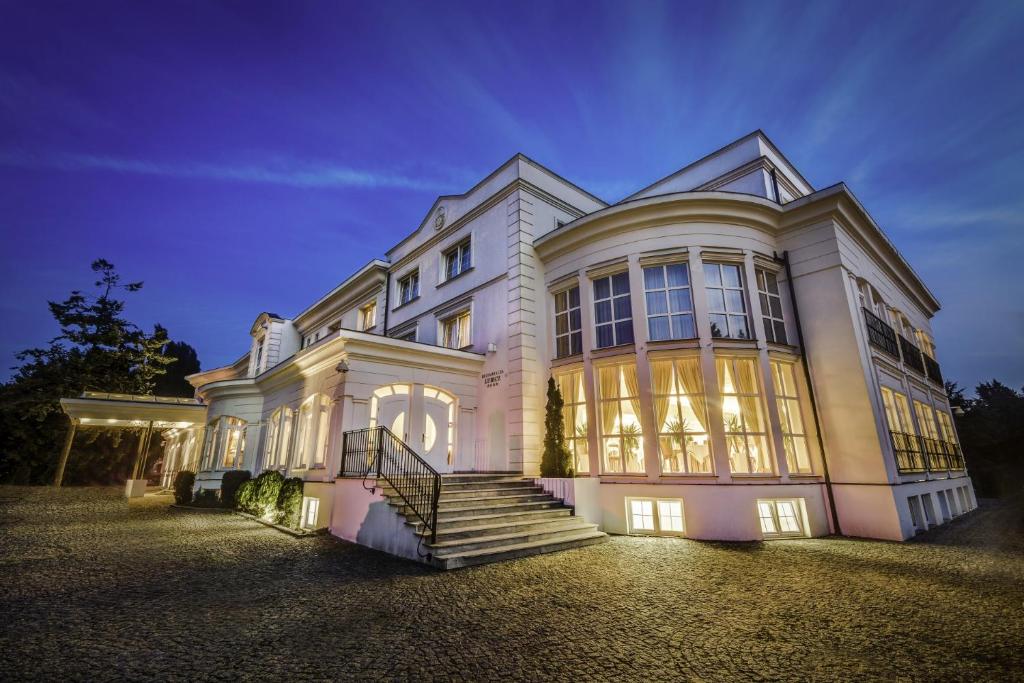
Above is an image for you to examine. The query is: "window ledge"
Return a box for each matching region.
[786,473,821,479]
[711,338,759,349]
[766,342,801,355]
[645,338,700,352]
[550,353,584,368]
[391,295,420,313]
[658,474,719,481]
[590,344,636,360]
[730,473,781,480]
[436,266,474,289]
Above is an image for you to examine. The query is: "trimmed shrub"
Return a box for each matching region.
[173,470,195,505]
[251,470,285,519]
[192,489,220,507]
[540,377,574,478]
[220,470,251,509]
[276,477,304,528]
[235,479,257,512]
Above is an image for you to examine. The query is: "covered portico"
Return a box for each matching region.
[57,392,208,496]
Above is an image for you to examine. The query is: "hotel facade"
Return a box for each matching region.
[154,131,974,565]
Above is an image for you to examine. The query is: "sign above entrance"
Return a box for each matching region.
[483,370,505,388]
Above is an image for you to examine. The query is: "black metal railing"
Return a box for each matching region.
[340,426,441,543]
[923,353,943,385]
[898,334,926,375]
[863,308,900,359]
[889,430,965,474]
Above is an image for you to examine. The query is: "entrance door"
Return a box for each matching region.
[422,391,455,473]
[377,393,410,442]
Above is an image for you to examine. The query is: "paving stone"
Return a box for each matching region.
[0,486,1021,681]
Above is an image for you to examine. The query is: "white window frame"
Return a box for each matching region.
[397,270,420,306]
[756,498,806,538]
[553,366,589,474]
[439,308,472,350]
[756,269,787,345]
[442,238,472,282]
[592,271,633,349]
[643,262,696,341]
[359,301,377,331]
[292,394,331,469]
[704,262,750,340]
[626,497,686,536]
[770,360,812,474]
[553,285,583,359]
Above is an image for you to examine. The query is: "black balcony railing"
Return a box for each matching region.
[863,308,900,359]
[923,353,943,385]
[889,430,965,474]
[340,426,441,543]
[898,334,926,375]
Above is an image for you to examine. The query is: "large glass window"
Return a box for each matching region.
[293,395,331,468]
[704,263,749,339]
[913,400,940,441]
[597,363,644,473]
[770,360,812,474]
[756,269,787,344]
[553,286,582,358]
[880,386,922,469]
[593,272,633,349]
[554,368,589,474]
[935,409,958,446]
[440,310,471,349]
[264,408,282,469]
[398,270,419,305]
[443,238,471,281]
[643,263,695,341]
[717,357,772,474]
[205,416,246,470]
[650,357,711,474]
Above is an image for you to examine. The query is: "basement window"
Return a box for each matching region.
[626,497,685,536]
[301,496,320,530]
[756,499,806,538]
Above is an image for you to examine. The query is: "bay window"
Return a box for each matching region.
[597,362,644,473]
[593,272,633,349]
[704,263,749,339]
[643,263,695,341]
[443,238,472,281]
[440,309,471,349]
[553,286,582,358]
[717,357,772,474]
[204,416,247,470]
[649,357,712,474]
[770,360,812,474]
[756,269,787,345]
[554,368,589,474]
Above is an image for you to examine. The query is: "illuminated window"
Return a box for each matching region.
[643,263,695,341]
[553,286,582,358]
[300,496,320,530]
[757,499,804,538]
[880,386,922,469]
[293,394,331,468]
[717,357,772,474]
[359,301,377,331]
[770,360,812,474]
[934,410,958,446]
[443,238,472,281]
[398,270,419,305]
[204,416,246,470]
[704,263,749,339]
[554,367,589,474]
[650,356,711,474]
[597,363,644,474]
[913,400,940,441]
[627,497,685,535]
[263,408,282,469]
[593,272,633,349]
[440,310,471,349]
[756,269,787,344]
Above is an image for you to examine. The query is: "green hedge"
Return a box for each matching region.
[239,470,285,518]
[220,470,251,509]
[235,478,257,512]
[173,470,195,505]
[192,489,220,507]
[276,477,304,529]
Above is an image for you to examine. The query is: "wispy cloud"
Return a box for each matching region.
[0,150,459,192]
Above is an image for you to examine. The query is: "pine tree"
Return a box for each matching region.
[541,377,574,478]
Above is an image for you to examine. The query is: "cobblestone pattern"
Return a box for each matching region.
[1,486,1022,682]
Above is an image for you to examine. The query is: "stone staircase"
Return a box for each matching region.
[379,474,607,570]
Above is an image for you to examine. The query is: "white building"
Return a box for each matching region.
[160,131,975,567]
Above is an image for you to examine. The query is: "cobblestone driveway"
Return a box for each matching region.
[1,486,1022,682]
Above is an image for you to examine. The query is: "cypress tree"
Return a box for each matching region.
[541,377,574,478]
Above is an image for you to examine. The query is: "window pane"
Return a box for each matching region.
[666,264,689,287]
[728,316,749,339]
[773,321,787,345]
[554,291,567,314]
[556,337,569,358]
[613,295,632,320]
[776,501,800,532]
[648,316,671,341]
[643,266,665,290]
[594,277,610,300]
[646,291,668,315]
[758,502,777,533]
[595,300,612,324]
[764,271,779,294]
[704,264,721,286]
[668,288,691,313]
[569,308,581,331]
[673,314,696,339]
[596,324,614,349]
[657,501,684,532]
[722,264,741,287]
[570,332,583,356]
[709,314,727,338]
[612,272,630,295]
[568,286,580,308]
[555,312,568,335]
[769,297,783,318]
[725,289,745,313]
[706,289,725,313]
[615,321,634,345]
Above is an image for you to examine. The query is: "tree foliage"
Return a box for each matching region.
[540,377,574,478]
[0,259,191,484]
[948,380,1024,499]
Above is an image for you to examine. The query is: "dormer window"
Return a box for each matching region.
[253,337,264,373]
[398,270,419,306]
[443,238,472,281]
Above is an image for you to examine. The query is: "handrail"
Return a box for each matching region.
[862,308,900,359]
[340,426,441,544]
[889,430,965,474]
[898,334,926,375]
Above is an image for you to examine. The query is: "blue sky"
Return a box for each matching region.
[1,1,1022,391]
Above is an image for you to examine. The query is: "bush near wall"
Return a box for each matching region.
[235,479,257,512]
[173,470,195,505]
[243,470,285,519]
[276,477,304,529]
[220,470,251,509]
[192,489,220,507]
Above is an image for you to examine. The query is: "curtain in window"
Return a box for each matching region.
[622,364,641,428]
[675,358,707,434]
[599,366,619,436]
[651,360,673,431]
[734,359,762,432]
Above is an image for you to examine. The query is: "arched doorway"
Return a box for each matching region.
[369,384,457,473]
[422,386,456,472]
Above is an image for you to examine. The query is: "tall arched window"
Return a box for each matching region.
[293,394,332,469]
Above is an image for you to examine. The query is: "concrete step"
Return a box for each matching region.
[427,521,600,554]
[436,493,553,508]
[387,493,557,515]
[440,479,530,491]
[422,516,596,541]
[432,530,608,570]
[408,507,573,532]
[434,499,564,519]
[441,474,524,484]
[438,485,542,499]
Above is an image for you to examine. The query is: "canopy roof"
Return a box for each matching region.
[59,392,207,429]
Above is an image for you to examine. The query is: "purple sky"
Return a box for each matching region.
[1,1,1022,392]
